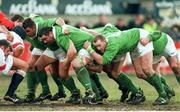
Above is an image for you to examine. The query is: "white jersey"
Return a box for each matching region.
[0,48,13,75]
[0,31,24,50]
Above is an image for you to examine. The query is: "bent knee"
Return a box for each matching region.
[71,59,84,69]
[34,63,42,72]
[136,70,147,79]
[111,71,122,78]
[20,61,29,72]
[142,66,154,75]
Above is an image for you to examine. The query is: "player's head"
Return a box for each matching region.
[39,27,55,45]
[0,39,12,56]
[93,35,107,53]
[22,18,36,37]
[11,14,24,26]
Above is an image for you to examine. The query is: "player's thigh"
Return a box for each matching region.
[49,61,59,75]
[111,59,125,77]
[35,54,56,71]
[153,62,161,76]
[72,49,92,68]
[59,60,70,79]
[13,57,29,72]
[140,51,154,75]
[28,48,43,70]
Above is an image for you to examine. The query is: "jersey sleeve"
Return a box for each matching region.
[56,35,70,52]
[0,49,6,71]
[148,31,162,41]
[104,23,119,33]
[38,18,56,30]
[0,12,14,30]
[102,43,119,65]
[95,24,119,36]
[0,50,13,75]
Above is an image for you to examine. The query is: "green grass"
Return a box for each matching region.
[0,74,180,111]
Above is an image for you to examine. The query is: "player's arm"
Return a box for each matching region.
[0,25,14,42]
[80,27,100,36]
[0,52,13,75]
[66,40,77,63]
[140,31,162,46]
[84,41,118,65]
[0,12,14,30]
[148,31,162,41]
[37,17,62,29]
[56,34,77,63]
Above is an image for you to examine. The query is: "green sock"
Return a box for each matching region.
[26,72,39,96]
[145,74,167,98]
[36,70,50,94]
[90,73,106,94]
[61,77,78,94]
[161,76,172,93]
[106,73,127,91]
[175,75,180,84]
[75,67,92,91]
[172,67,180,84]
[51,74,65,94]
[115,72,139,93]
[161,76,170,89]
[91,79,101,100]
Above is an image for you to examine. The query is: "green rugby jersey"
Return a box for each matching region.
[53,25,94,52]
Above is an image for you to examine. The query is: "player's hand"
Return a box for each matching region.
[140,38,150,46]
[56,17,65,26]
[80,26,87,31]
[62,28,70,34]
[7,33,14,42]
[14,20,22,26]
[84,41,91,49]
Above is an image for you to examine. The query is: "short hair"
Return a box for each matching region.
[11,14,24,22]
[22,18,35,30]
[39,27,53,37]
[0,40,13,52]
[0,39,11,47]
[93,35,106,43]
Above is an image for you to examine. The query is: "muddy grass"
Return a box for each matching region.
[0,99,180,111]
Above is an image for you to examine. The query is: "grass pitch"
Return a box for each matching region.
[0,74,180,111]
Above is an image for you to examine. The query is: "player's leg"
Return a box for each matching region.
[4,57,28,103]
[34,48,60,102]
[86,61,108,100]
[71,49,96,104]
[168,56,180,83]
[23,54,40,103]
[48,63,66,101]
[139,52,168,105]
[29,48,52,102]
[110,57,145,104]
[90,72,108,100]
[103,64,129,102]
[54,49,81,104]
[164,35,180,84]
[131,29,168,105]
[153,59,175,100]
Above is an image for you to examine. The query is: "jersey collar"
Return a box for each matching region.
[52,26,56,39]
[32,23,38,39]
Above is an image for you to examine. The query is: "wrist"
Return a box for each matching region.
[87,45,94,54]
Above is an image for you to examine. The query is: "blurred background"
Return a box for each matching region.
[1,0,180,73]
[0,0,180,32]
